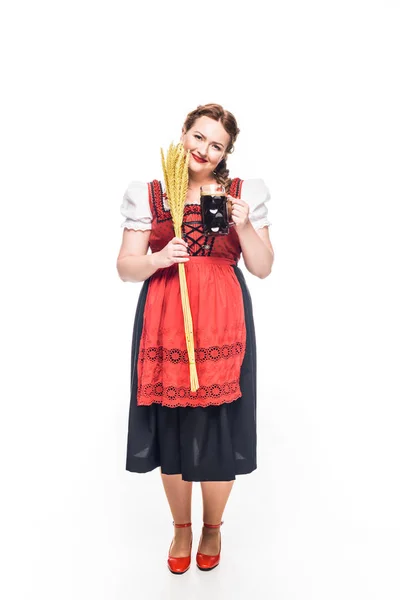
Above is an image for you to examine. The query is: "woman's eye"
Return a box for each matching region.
[193,134,220,151]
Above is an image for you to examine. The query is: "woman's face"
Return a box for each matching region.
[180,115,231,177]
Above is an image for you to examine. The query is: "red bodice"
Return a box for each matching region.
[148,178,244,261]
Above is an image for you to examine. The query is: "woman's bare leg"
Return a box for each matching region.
[160,471,193,557]
[198,480,235,555]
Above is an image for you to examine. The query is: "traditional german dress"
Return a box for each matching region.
[120,177,271,481]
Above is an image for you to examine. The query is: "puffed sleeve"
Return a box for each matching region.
[120,181,153,230]
[241,178,272,229]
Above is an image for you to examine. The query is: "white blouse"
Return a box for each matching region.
[120,178,271,231]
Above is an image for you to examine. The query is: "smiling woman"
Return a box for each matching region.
[180,105,239,194]
[117,102,274,574]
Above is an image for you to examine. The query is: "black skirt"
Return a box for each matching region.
[125,265,257,482]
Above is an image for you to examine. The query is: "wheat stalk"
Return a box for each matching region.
[160,142,199,391]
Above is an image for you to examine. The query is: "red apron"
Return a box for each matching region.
[137,178,246,408]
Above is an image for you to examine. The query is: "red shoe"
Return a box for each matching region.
[196,521,224,571]
[167,521,192,575]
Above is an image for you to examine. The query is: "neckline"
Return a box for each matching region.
[153,178,241,221]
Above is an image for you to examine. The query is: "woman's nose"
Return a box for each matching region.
[197,144,208,158]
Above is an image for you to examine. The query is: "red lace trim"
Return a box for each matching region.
[230,177,243,199]
[137,379,242,408]
[139,341,244,364]
[150,180,171,222]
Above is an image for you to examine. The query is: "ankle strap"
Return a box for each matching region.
[172,521,192,528]
[203,521,224,528]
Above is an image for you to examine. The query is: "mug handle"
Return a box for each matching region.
[227,197,235,227]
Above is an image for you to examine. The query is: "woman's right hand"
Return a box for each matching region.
[152,237,190,269]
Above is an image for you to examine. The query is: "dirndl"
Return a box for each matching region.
[125,265,257,482]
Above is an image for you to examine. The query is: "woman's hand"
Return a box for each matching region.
[152,237,190,269]
[227,195,250,230]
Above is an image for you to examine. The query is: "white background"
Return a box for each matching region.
[1,1,399,599]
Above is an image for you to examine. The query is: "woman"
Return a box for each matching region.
[116,103,274,574]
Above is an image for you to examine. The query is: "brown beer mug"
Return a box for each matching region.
[200,184,235,236]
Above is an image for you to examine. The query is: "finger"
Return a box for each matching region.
[230,195,247,205]
[232,205,248,214]
[171,239,188,249]
[174,238,189,246]
[231,198,246,207]
[174,247,190,255]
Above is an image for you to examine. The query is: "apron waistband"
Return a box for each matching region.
[186,256,237,267]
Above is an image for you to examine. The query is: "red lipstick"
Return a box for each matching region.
[192,153,207,163]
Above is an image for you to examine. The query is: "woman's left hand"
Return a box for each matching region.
[227,195,250,230]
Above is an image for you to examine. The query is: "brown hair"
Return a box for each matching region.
[182,103,240,193]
